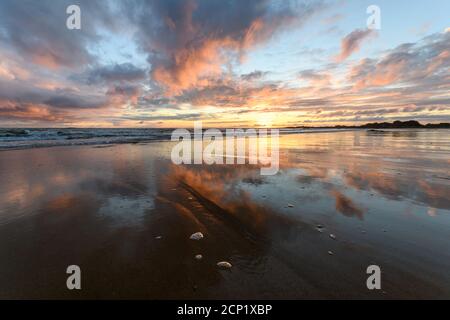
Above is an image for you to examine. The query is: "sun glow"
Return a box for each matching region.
[256,113,274,128]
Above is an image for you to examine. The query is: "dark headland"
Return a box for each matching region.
[288,120,450,129]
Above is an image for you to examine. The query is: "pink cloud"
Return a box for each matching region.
[336,28,375,62]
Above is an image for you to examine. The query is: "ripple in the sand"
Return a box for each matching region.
[190,232,204,240]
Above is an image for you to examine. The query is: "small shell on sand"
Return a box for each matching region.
[328,251,334,255]
[155,236,162,240]
[287,204,294,208]
[217,261,232,269]
[188,197,193,200]
[190,232,204,240]
[329,234,336,240]
[195,254,203,260]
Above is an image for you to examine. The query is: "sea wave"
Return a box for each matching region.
[0,127,360,150]
[0,128,174,150]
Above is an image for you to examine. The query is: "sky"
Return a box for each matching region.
[0,0,449,128]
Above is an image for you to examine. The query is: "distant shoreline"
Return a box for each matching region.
[286,120,450,130]
[1,120,450,131]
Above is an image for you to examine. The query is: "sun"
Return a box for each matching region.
[256,113,274,128]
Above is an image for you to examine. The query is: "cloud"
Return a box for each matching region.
[0,0,119,69]
[78,63,147,85]
[121,112,204,122]
[321,13,344,25]
[349,32,450,89]
[107,84,142,104]
[0,101,63,122]
[126,0,324,94]
[0,1,448,126]
[177,84,239,106]
[241,71,270,81]
[336,28,374,62]
[107,84,141,97]
[298,69,331,86]
[0,78,108,113]
[0,58,30,81]
[43,94,107,109]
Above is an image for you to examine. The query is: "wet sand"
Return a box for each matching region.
[0,129,449,299]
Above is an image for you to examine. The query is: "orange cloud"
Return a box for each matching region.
[0,100,62,122]
[141,0,317,95]
[152,38,239,95]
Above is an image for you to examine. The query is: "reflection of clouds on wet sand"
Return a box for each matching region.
[0,130,449,299]
[331,190,364,219]
[98,196,154,227]
[279,131,450,212]
[164,164,300,238]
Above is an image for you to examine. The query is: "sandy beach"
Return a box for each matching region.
[0,129,449,299]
